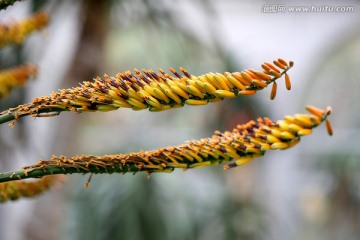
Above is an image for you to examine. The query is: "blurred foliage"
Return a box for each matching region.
[61,171,266,240]
[300,28,360,240]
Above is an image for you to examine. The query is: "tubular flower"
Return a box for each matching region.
[0,64,37,99]
[0,105,331,183]
[0,58,293,126]
[0,176,64,203]
[0,11,49,47]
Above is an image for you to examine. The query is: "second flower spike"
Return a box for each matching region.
[11,105,331,180]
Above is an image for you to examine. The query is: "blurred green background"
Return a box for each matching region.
[0,0,359,239]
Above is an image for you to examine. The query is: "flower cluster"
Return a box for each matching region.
[0,58,293,126]
[0,176,64,203]
[18,105,331,177]
[0,64,37,99]
[0,11,49,47]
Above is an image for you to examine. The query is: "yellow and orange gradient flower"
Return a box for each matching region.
[0,58,293,126]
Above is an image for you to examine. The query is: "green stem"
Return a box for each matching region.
[0,107,63,126]
[0,164,160,183]
[0,112,15,125]
[0,169,63,183]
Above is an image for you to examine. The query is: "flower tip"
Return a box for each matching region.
[277,58,288,67]
[238,90,256,96]
[305,105,325,119]
[273,60,286,70]
[271,142,289,150]
[326,119,333,136]
[285,73,291,90]
[270,82,277,100]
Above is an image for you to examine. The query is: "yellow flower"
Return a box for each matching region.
[0,11,49,47]
[0,64,37,99]
[0,12,49,47]
[0,176,64,203]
